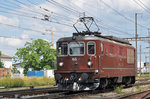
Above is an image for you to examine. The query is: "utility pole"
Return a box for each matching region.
[135,13,138,73]
[135,13,143,74]
[139,44,141,74]
[148,28,150,65]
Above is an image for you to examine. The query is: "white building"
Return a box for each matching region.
[137,62,147,73]
[0,54,12,68]
[44,70,54,78]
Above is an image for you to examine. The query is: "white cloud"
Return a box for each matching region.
[21,33,29,39]
[7,39,23,47]
[0,15,19,25]
[0,37,24,47]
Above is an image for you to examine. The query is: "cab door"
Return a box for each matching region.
[87,41,97,70]
[98,42,104,71]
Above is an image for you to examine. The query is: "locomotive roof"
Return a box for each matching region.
[57,34,132,46]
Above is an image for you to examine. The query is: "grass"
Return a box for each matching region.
[114,86,122,94]
[24,77,55,86]
[136,73,150,80]
[0,77,55,88]
[136,84,141,92]
[0,77,24,88]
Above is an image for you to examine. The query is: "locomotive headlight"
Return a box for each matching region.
[88,61,92,67]
[95,69,99,73]
[59,62,63,67]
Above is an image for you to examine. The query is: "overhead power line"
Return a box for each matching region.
[0,22,65,38]
[0,22,45,33]
[3,0,132,35]
[138,0,150,11]
[0,5,35,16]
[46,0,79,15]
[60,0,132,36]
[133,0,150,14]
[26,0,38,5]
[0,0,140,37]
[14,0,45,15]
[100,0,147,29]
[0,1,75,27]
[45,0,131,35]
[0,9,73,28]
[25,0,76,22]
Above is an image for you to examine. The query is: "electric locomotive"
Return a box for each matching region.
[54,17,136,91]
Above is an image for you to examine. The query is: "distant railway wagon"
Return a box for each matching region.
[54,17,136,91]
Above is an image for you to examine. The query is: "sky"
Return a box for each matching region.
[0,0,150,62]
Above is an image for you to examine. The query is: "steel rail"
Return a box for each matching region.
[0,86,59,98]
[116,90,150,99]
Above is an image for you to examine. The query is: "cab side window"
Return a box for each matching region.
[88,42,95,55]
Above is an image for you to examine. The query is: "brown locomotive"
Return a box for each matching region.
[54,17,136,91]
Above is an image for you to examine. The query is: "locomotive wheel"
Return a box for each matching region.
[131,76,135,84]
[100,78,108,89]
[124,77,131,86]
[108,78,117,88]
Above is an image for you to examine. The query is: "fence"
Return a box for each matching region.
[27,70,54,78]
[27,71,44,77]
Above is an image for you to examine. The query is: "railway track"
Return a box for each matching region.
[1,79,150,99]
[25,80,150,99]
[26,89,114,99]
[0,86,60,98]
[117,90,150,99]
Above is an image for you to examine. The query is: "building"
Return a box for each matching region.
[137,62,149,73]
[145,63,150,73]
[0,54,12,77]
[0,54,12,69]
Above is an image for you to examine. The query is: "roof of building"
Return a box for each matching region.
[0,54,12,59]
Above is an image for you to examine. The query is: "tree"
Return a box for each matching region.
[0,51,4,68]
[11,65,20,74]
[14,39,56,74]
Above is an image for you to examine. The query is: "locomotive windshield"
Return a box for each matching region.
[57,43,68,56]
[69,42,84,56]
